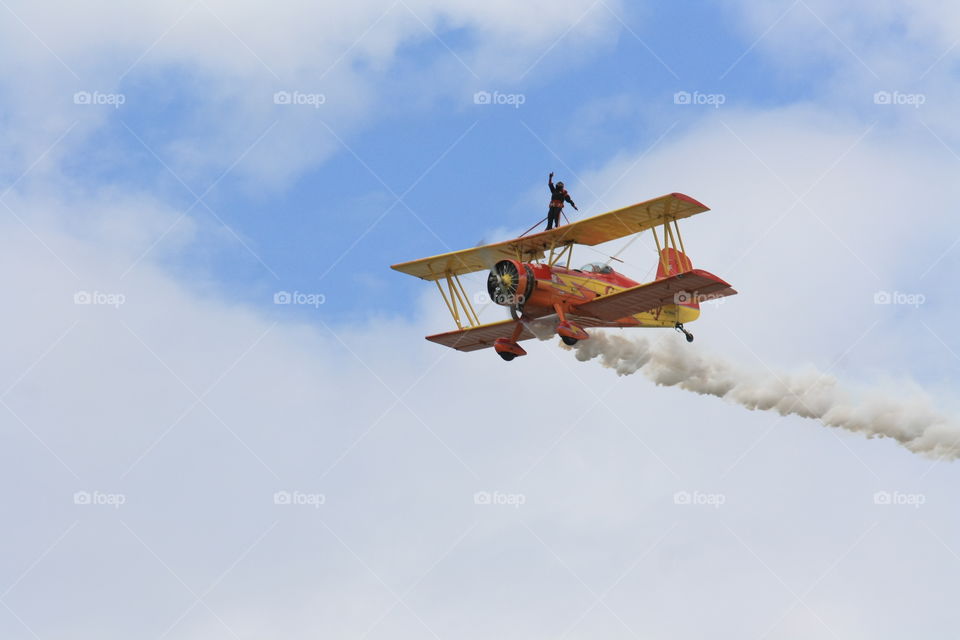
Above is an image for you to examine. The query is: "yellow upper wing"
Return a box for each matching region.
[391,193,709,281]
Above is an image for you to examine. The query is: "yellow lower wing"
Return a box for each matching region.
[425,320,536,352]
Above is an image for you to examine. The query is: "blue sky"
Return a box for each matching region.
[50,1,814,322]
[44,0,943,331]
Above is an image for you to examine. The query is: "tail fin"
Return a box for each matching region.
[655,248,693,279]
[656,248,700,316]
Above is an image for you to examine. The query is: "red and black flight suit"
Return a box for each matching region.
[547,177,576,230]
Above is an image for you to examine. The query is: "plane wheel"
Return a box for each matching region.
[686,333,694,343]
[498,351,516,361]
[561,336,579,346]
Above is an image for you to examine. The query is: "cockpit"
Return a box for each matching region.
[580,262,613,274]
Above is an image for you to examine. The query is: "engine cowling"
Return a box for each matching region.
[487,260,535,308]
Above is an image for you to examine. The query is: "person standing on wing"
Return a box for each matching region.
[546,172,578,230]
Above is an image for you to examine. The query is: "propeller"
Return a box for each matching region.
[487,260,535,319]
[487,260,521,305]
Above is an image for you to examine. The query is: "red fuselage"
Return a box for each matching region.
[517,262,639,318]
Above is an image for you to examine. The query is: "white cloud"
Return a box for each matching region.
[0,0,623,188]
[4,97,960,637]
[723,0,960,134]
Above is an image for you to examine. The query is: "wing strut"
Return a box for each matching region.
[435,272,480,329]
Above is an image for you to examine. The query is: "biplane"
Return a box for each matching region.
[391,193,737,361]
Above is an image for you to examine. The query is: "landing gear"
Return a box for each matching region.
[494,337,527,362]
[554,303,589,345]
[675,322,694,343]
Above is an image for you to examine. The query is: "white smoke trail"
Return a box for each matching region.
[564,331,960,460]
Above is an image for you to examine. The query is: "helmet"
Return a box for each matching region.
[556,181,564,189]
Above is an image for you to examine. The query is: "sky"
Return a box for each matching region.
[3,1,960,638]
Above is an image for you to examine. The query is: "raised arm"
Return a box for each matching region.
[548,172,555,192]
